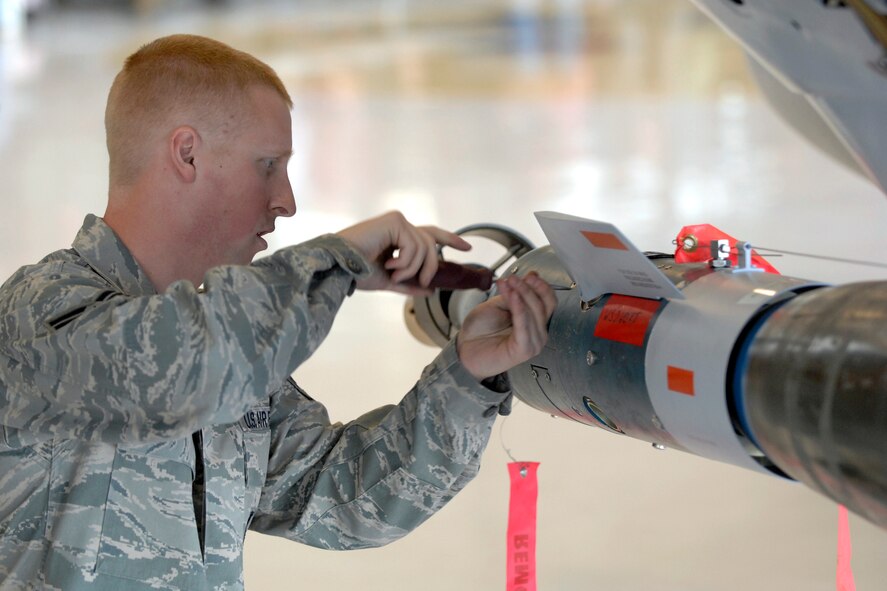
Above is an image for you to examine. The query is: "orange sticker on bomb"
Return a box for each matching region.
[667,366,695,396]
[593,295,662,347]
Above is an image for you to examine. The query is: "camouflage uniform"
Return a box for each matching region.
[0,215,509,590]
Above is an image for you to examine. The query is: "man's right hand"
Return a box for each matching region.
[336,211,472,296]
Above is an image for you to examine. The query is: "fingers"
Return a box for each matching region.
[339,211,476,291]
[498,272,556,358]
[510,273,554,329]
[456,272,557,380]
[526,272,558,318]
[416,228,440,286]
[501,273,556,327]
[419,226,472,252]
[384,220,472,287]
[384,223,438,285]
[509,287,545,357]
[413,226,471,287]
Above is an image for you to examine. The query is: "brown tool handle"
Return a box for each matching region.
[403,261,493,291]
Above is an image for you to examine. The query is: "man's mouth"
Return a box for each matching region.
[255,228,273,250]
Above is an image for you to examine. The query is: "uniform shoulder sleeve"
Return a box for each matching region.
[0,235,369,444]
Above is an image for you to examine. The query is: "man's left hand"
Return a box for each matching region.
[456,272,557,381]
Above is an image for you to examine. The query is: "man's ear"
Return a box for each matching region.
[170,126,201,183]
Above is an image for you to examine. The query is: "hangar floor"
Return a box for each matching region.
[1,1,886,589]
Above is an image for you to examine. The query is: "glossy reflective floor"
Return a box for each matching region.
[2,1,887,589]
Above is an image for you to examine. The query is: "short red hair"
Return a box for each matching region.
[105,34,292,185]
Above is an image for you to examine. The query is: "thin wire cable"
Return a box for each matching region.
[747,246,887,270]
[498,401,519,463]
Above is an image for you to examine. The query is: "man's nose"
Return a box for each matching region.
[271,183,296,217]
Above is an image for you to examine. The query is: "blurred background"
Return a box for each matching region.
[2,0,887,589]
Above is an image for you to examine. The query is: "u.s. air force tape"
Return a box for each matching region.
[240,406,271,431]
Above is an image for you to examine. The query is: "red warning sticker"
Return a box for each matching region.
[581,230,628,251]
[593,294,661,347]
[667,366,695,396]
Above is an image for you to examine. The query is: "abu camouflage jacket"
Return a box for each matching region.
[0,215,508,590]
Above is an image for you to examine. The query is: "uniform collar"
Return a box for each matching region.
[72,214,158,296]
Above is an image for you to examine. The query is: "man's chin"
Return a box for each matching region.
[218,251,260,268]
[231,237,267,266]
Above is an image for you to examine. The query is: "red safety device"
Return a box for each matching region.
[674,223,780,274]
[506,462,539,591]
[837,505,856,591]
